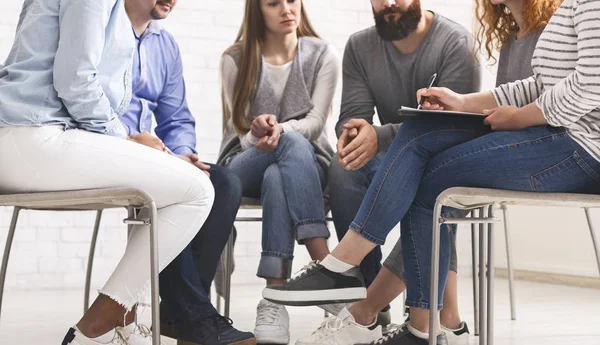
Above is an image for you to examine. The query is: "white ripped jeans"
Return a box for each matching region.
[0,126,215,309]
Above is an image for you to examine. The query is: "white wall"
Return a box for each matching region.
[0,0,598,292]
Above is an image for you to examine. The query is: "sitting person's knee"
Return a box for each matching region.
[277,132,313,152]
[208,164,243,202]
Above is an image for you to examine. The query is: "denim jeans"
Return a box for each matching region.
[329,152,458,286]
[227,132,329,279]
[350,116,600,310]
[159,163,242,330]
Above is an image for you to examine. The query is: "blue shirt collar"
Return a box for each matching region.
[134,20,163,40]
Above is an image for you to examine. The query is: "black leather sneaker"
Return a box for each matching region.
[177,314,256,345]
[371,324,448,345]
[262,261,367,306]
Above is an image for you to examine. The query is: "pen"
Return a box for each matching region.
[417,73,438,110]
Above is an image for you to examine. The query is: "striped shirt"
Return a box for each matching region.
[492,0,600,162]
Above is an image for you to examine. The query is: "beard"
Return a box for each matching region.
[150,0,173,20]
[374,1,423,41]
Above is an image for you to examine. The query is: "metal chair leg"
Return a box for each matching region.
[479,207,487,345]
[471,209,479,336]
[224,230,234,318]
[487,206,496,345]
[0,207,21,323]
[501,206,516,320]
[584,208,600,277]
[84,210,103,313]
[148,202,161,345]
[428,202,444,345]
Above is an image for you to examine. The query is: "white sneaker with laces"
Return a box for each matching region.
[296,308,382,345]
[123,324,162,345]
[254,299,290,344]
[61,327,131,345]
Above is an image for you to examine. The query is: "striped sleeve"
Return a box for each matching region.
[492,76,544,107]
[536,0,600,127]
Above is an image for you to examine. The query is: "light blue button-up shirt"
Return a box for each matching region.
[0,0,135,138]
[121,22,197,154]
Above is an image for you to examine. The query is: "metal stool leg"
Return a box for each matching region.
[478,207,487,345]
[487,206,496,345]
[471,209,479,336]
[501,206,516,321]
[84,210,103,313]
[584,208,600,276]
[149,203,161,345]
[0,207,21,322]
[428,202,444,345]
[224,230,234,318]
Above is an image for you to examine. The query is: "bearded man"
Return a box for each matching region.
[266,1,479,344]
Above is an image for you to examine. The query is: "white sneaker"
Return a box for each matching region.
[254,299,290,344]
[442,322,470,345]
[61,327,131,345]
[296,308,382,345]
[125,324,162,345]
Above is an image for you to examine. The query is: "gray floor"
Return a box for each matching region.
[1,277,599,345]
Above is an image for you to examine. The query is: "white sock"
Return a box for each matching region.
[442,322,464,332]
[320,254,355,273]
[407,324,429,340]
[75,326,115,344]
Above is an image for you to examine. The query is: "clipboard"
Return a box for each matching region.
[397,106,487,121]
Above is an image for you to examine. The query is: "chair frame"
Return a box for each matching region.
[428,187,600,345]
[0,188,162,345]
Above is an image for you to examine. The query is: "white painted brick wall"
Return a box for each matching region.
[0,0,490,291]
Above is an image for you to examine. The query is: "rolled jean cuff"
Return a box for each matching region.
[257,252,294,279]
[405,299,443,311]
[296,219,330,244]
[349,223,386,245]
[383,258,405,282]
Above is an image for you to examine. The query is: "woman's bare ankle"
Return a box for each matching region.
[349,303,378,326]
[76,295,131,338]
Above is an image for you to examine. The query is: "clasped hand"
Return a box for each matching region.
[252,114,283,153]
[337,119,378,171]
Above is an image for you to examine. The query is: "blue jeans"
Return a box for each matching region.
[159,163,242,330]
[350,116,600,310]
[329,154,459,286]
[227,132,329,279]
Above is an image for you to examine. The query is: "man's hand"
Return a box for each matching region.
[176,153,211,177]
[256,124,283,153]
[127,131,168,152]
[251,114,277,138]
[338,119,378,170]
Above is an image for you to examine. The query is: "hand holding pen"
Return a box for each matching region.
[417,73,438,110]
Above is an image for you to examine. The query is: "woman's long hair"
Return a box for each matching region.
[474,0,561,63]
[222,0,320,135]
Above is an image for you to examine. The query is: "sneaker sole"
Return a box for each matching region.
[178,337,257,345]
[262,287,366,306]
[256,336,290,344]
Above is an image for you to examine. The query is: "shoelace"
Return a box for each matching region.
[136,324,152,338]
[285,260,319,284]
[211,314,234,341]
[311,316,345,341]
[372,323,408,345]
[256,302,281,324]
[115,328,132,345]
